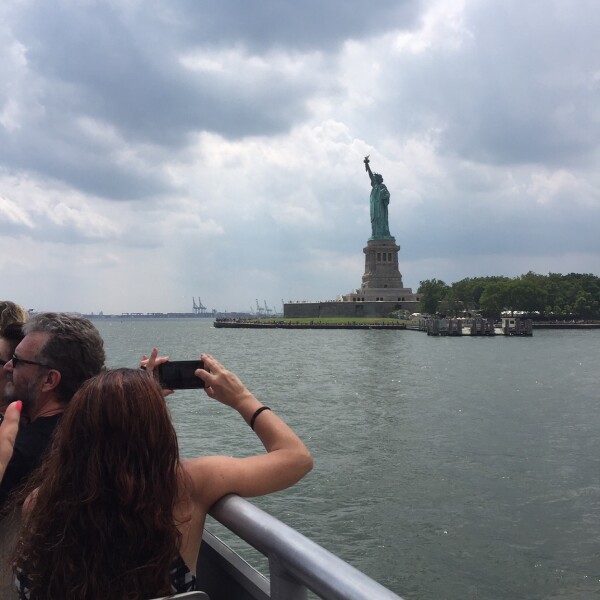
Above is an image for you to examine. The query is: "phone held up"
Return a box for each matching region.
[158,360,205,390]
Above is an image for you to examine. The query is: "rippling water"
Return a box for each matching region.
[95,319,600,599]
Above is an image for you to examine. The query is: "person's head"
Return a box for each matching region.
[374,173,384,184]
[0,322,25,403]
[13,369,183,599]
[0,301,27,335]
[3,312,105,418]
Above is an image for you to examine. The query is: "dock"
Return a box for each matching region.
[407,317,533,336]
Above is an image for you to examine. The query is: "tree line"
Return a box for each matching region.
[417,272,600,319]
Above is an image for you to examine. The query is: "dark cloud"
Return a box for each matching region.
[11,1,336,145]
[164,0,424,51]
[375,0,600,167]
[441,1,600,166]
[5,0,360,197]
[0,128,170,201]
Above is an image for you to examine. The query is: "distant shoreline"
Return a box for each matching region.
[80,314,600,330]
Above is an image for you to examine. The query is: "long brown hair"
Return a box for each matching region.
[13,369,185,599]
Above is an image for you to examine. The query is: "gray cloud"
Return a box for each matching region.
[0,129,170,201]
[370,0,600,167]
[12,1,334,144]
[164,0,424,51]
[4,0,343,198]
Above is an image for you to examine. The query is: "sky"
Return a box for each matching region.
[1,0,599,314]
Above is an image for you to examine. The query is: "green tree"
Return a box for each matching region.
[512,275,548,314]
[451,276,510,312]
[417,279,449,315]
[422,272,600,320]
[479,281,510,317]
[440,289,462,317]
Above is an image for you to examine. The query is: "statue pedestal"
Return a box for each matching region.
[361,238,403,289]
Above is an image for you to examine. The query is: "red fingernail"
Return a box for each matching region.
[16,400,23,412]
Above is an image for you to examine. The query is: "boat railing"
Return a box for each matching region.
[205,494,404,600]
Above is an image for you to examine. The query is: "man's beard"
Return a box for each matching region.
[5,376,41,420]
[2,380,16,404]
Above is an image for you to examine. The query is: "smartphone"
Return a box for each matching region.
[157,360,205,389]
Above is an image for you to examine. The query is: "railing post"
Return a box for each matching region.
[269,554,308,600]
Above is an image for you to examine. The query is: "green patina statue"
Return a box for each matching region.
[364,156,392,240]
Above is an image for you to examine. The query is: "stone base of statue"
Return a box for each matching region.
[338,236,416,304]
[361,238,403,289]
[283,235,419,318]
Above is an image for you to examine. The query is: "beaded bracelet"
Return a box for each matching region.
[250,406,271,430]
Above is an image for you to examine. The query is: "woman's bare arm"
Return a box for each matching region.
[183,354,313,508]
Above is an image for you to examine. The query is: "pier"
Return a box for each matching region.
[408,317,533,336]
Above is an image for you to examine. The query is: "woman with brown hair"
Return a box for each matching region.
[12,352,313,599]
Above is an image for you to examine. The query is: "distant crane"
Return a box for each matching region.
[263,300,272,316]
[192,297,207,315]
[255,299,265,316]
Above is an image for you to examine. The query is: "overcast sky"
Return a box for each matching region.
[1,0,599,314]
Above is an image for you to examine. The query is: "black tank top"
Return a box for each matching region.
[16,553,196,597]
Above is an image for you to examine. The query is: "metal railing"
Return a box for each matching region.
[209,495,404,600]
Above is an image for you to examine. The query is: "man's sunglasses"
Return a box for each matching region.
[9,354,53,369]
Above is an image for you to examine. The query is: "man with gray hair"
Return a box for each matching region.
[0,313,105,507]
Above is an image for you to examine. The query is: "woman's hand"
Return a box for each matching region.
[140,347,174,397]
[0,400,22,482]
[195,354,256,412]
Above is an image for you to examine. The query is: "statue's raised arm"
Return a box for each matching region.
[364,155,375,185]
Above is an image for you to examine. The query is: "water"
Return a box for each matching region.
[95,319,600,599]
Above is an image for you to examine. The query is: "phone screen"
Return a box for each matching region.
[158,360,205,389]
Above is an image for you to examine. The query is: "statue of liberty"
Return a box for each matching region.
[364,156,392,240]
